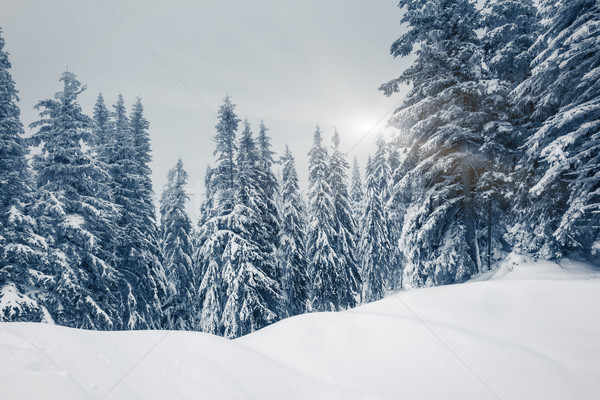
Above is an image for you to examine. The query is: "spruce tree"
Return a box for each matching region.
[193,165,224,334]
[196,251,222,333]
[370,135,390,209]
[194,98,283,338]
[194,166,215,267]
[371,135,396,289]
[92,93,112,156]
[193,165,214,294]
[194,98,241,335]
[380,0,490,287]
[350,157,364,228]
[478,0,540,270]
[160,159,196,329]
[29,71,123,329]
[130,97,168,318]
[512,0,600,259]
[0,28,48,322]
[213,95,240,215]
[104,95,166,329]
[220,120,281,338]
[256,121,280,245]
[384,136,406,289]
[306,127,339,311]
[328,130,361,308]
[359,156,390,302]
[279,146,309,316]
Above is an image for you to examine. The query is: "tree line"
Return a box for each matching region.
[1,0,598,337]
[376,0,599,288]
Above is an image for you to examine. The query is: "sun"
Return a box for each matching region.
[355,119,378,133]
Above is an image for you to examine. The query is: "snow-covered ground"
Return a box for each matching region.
[1,257,599,399]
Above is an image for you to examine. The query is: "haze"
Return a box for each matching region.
[1,0,408,218]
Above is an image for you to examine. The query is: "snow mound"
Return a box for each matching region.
[1,258,599,399]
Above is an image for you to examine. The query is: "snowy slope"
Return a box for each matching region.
[1,257,599,400]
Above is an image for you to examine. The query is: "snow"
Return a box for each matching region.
[63,214,84,228]
[1,258,600,399]
[8,205,20,223]
[0,284,39,320]
[85,296,112,327]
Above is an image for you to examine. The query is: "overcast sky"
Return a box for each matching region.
[1,0,409,218]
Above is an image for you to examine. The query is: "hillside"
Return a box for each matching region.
[1,257,599,399]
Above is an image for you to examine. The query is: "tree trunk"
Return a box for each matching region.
[461,142,477,267]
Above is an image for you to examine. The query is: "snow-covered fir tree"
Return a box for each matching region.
[29,71,124,329]
[350,157,364,229]
[220,120,281,338]
[212,95,239,215]
[384,135,406,289]
[327,130,361,308]
[193,165,214,284]
[369,136,391,226]
[512,0,600,260]
[380,0,492,287]
[475,95,521,271]
[477,0,540,270]
[104,95,167,329]
[192,165,215,329]
[194,96,241,335]
[129,97,169,320]
[368,135,397,289]
[359,156,391,302]
[92,93,112,156]
[0,28,49,322]
[256,121,280,255]
[306,127,340,311]
[160,159,196,329]
[278,146,309,316]
[195,100,282,337]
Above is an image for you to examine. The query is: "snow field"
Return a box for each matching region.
[1,258,599,399]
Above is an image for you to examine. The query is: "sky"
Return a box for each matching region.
[1,0,409,219]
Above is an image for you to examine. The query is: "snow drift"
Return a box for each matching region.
[1,257,599,400]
